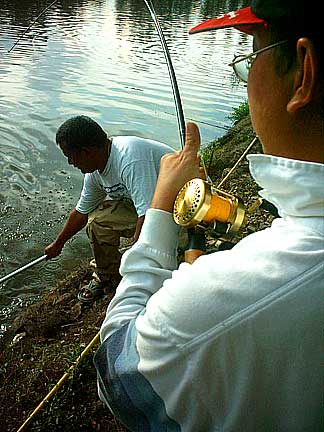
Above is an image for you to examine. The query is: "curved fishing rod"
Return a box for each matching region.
[143,0,186,149]
[143,0,210,263]
[142,2,264,262]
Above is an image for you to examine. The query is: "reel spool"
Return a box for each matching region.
[173,178,245,238]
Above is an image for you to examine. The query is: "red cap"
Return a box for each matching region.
[189,7,267,36]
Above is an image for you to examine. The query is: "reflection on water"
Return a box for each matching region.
[0,0,250,333]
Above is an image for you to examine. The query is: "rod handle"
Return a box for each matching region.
[184,249,205,264]
[184,228,206,264]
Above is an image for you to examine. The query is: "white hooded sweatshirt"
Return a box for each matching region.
[95,154,324,432]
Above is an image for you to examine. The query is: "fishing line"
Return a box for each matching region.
[217,136,258,188]
[161,110,230,131]
[8,0,59,53]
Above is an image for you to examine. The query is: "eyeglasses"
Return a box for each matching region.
[229,40,288,83]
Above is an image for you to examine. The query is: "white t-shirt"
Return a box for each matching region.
[75,136,174,217]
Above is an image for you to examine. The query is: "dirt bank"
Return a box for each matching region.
[0,115,275,432]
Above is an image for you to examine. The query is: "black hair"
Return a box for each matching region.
[251,0,323,77]
[56,115,107,150]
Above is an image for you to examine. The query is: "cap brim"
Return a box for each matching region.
[189,7,266,36]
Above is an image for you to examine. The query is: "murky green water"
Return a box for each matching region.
[0,0,250,333]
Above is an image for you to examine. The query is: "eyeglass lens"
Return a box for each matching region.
[233,57,250,83]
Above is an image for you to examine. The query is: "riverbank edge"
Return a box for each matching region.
[0,115,274,432]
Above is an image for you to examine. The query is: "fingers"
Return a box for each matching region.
[44,248,55,259]
[44,242,61,259]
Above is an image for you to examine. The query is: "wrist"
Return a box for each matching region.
[150,190,177,213]
[54,237,66,249]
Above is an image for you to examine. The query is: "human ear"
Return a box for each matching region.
[287,38,318,113]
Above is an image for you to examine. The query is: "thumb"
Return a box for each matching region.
[185,122,200,155]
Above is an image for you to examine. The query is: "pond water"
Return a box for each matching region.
[0,0,250,334]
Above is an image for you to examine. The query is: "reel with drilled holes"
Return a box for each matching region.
[173,178,245,237]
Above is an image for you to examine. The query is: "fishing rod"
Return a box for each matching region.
[0,255,47,285]
[143,0,186,149]
[143,0,251,263]
[143,0,206,262]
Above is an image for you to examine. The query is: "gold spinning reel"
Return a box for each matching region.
[173,178,245,239]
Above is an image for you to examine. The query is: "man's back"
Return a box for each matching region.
[96,154,323,431]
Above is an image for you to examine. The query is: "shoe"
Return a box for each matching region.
[77,279,106,304]
[89,259,96,270]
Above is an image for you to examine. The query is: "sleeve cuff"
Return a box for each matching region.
[139,208,180,251]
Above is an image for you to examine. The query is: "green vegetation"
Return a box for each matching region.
[228,100,249,125]
[201,112,259,184]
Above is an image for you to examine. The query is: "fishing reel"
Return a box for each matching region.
[173,178,246,240]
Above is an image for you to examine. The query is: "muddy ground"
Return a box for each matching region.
[0,115,275,432]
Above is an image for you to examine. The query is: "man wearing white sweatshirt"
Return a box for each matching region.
[94,1,324,430]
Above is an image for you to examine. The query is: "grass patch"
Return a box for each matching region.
[228,100,249,125]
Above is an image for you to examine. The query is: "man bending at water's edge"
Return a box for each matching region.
[45,115,174,303]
